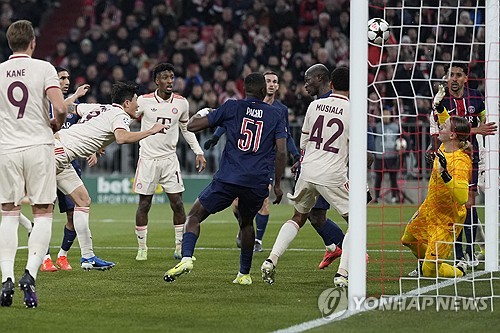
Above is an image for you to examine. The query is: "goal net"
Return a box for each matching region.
[363,0,500,308]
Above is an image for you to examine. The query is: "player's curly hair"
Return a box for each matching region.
[111,81,138,105]
[153,62,175,81]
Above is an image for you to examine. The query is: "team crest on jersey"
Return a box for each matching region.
[151,108,157,112]
[172,108,178,114]
[136,183,142,189]
[123,117,131,126]
[468,105,475,114]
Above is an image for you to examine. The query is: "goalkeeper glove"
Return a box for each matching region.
[204,135,220,150]
[433,84,446,113]
[436,149,452,183]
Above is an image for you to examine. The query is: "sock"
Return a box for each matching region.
[174,224,184,249]
[59,226,77,256]
[313,218,345,248]
[26,214,52,280]
[255,213,269,241]
[475,221,485,251]
[233,210,240,222]
[239,247,253,274]
[0,211,20,283]
[44,253,51,260]
[181,232,198,258]
[338,232,350,275]
[135,226,148,250]
[19,213,33,233]
[325,243,337,252]
[268,220,300,266]
[73,207,94,259]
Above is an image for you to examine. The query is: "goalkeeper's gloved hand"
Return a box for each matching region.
[436,149,452,183]
[204,135,220,150]
[433,84,446,113]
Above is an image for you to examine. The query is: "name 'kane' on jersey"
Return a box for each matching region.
[300,93,350,187]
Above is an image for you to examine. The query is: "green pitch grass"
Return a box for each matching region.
[0,203,497,333]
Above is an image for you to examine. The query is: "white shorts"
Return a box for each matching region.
[288,176,349,216]
[54,139,83,195]
[0,145,57,205]
[133,156,184,195]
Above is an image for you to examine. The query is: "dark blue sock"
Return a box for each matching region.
[239,247,253,274]
[181,232,198,258]
[313,218,345,248]
[61,226,77,252]
[255,213,269,241]
[454,230,464,260]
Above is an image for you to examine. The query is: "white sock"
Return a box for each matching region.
[326,243,337,252]
[475,220,485,250]
[58,249,68,257]
[135,226,148,250]
[26,214,52,280]
[174,224,184,248]
[43,254,51,261]
[338,231,350,276]
[0,211,20,283]
[268,220,300,266]
[73,207,94,259]
[19,213,33,233]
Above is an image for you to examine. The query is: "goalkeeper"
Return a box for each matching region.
[402,84,472,278]
[426,63,497,266]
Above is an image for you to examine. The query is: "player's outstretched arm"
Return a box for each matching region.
[188,108,212,132]
[65,84,90,109]
[114,123,165,144]
[273,138,287,205]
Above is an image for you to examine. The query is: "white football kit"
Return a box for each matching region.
[55,103,131,195]
[133,91,203,195]
[289,93,351,215]
[0,54,60,204]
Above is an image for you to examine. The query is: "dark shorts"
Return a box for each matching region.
[57,160,81,213]
[199,180,269,219]
[313,195,331,210]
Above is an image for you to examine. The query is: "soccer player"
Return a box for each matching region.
[0,20,66,308]
[164,72,287,285]
[204,70,301,252]
[260,66,352,285]
[55,82,166,270]
[133,63,206,261]
[40,66,95,272]
[427,63,497,266]
[402,85,473,278]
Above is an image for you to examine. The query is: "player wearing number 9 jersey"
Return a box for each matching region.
[163,73,287,285]
[0,19,66,308]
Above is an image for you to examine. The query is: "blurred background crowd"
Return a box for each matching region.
[0,0,487,180]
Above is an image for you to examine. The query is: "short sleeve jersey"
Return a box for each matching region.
[207,97,288,188]
[0,54,60,153]
[57,103,131,159]
[300,93,350,187]
[136,90,189,159]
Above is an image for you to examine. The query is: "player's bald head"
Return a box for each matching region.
[305,64,330,83]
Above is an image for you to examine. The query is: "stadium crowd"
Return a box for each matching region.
[0,0,487,174]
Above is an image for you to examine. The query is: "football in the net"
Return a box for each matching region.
[367,18,390,45]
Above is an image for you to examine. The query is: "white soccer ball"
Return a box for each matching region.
[395,138,407,151]
[368,18,390,45]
